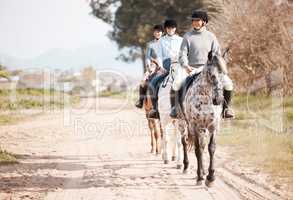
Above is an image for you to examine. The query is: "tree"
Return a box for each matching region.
[221,0,293,95]
[0,64,10,80]
[89,0,223,73]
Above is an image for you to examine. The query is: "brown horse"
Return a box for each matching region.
[143,89,162,155]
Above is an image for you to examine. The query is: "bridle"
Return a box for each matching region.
[162,61,178,88]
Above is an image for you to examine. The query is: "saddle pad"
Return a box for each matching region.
[179,72,201,108]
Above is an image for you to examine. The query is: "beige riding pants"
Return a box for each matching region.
[172,67,233,91]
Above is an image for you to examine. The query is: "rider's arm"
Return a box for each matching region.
[179,37,193,74]
[210,35,221,58]
[179,37,190,69]
[145,43,152,71]
[155,39,164,69]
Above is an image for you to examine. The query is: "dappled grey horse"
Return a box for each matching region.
[175,56,224,187]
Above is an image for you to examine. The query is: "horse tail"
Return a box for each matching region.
[186,128,210,152]
[187,133,194,152]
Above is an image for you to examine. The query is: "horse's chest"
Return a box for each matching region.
[185,90,215,123]
[183,79,217,123]
[188,109,215,128]
[187,86,212,106]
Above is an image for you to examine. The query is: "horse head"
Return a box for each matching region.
[204,55,225,105]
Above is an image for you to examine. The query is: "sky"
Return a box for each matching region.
[0,0,142,77]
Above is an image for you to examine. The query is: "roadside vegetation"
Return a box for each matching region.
[0,149,17,164]
[0,88,80,125]
[98,90,127,98]
[98,90,137,103]
[219,95,293,195]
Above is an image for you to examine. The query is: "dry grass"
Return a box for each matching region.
[219,126,293,174]
[0,150,17,164]
[0,114,22,125]
[220,0,293,95]
[0,89,80,110]
[98,90,137,104]
[0,89,80,125]
[218,95,293,191]
[0,113,43,125]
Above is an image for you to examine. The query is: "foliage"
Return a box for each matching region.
[89,0,293,95]
[220,0,293,95]
[0,89,80,110]
[0,149,17,164]
[89,0,224,71]
[0,64,10,79]
[219,94,293,195]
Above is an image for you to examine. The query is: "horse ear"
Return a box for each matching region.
[208,51,213,62]
[214,55,228,74]
[222,47,230,63]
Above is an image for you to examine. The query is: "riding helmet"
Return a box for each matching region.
[164,19,177,29]
[153,24,164,32]
[191,10,208,23]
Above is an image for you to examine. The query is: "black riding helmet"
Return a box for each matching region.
[191,10,208,23]
[153,24,164,32]
[164,19,177,29]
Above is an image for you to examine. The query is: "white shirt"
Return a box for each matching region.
[155,34,183,69]
[145,39,160,71]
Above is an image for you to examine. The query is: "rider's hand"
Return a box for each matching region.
[159,67,167,74]
[145,64,151,72]
[184,65,193,75]
[151,58,159,67]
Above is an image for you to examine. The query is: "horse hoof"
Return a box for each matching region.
[150,149,155,154]
[176,164,182,169]
[205,179,215,188]
[164,160,169,164]
[171,156,176,161]
[183,169,189,174]
[196,180,203,186]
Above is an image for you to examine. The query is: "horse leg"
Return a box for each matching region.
[176,129,183,169]
[148,119,155,154]
[162,131,168,164]
[195,131,205,185]
[206,132,216,187]
[181,135,189,173]
[154,120,161,155]
[162,123,172,164]
[171,125,177,162]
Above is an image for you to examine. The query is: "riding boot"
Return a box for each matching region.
[222,89,235,119]
[135,84,146,109]
[170,89,178,118]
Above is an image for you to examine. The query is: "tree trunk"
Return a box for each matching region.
[140,47,147,74]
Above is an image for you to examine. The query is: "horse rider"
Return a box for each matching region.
[135,24,164,108]
[147,19,183,119]
[170,10,235,119]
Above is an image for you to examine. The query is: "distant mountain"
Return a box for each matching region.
[0,53,30,69]
[0,45,142,79]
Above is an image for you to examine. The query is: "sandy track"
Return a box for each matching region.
[0,98,281,200]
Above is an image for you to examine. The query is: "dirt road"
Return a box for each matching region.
[0,98,282,200]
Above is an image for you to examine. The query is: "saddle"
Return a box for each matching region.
[178,72,201,109]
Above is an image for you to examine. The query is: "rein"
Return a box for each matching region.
[161,62,177,88]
